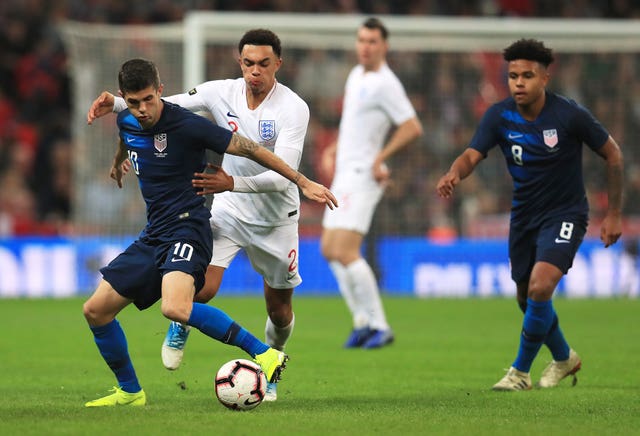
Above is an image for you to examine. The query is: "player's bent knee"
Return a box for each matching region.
[82,301,96,322]
[160,302,191,324]
[321,245,352,264]
[319,243,334,260]
[82,301,112,326]
[527,285,555,301]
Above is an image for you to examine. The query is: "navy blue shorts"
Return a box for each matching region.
[100,232,212,310]
[509,216,587,284]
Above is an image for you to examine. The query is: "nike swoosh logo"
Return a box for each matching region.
[554,238,570,244]
[126,137,135,143]
[170,257,189,262]
[227,111,239,118]
[244,398,261,405]
[508,133,523,139]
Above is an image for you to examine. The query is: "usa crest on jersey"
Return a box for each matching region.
[259,120,275,141]
[154,133,167,152]
[543,129,558,148]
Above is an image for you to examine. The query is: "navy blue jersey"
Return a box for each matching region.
[469,92,609,228]
[117,100,233,239]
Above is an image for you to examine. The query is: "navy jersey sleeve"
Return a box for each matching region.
[468,104,502,156]
[568,99,609,152]
[184,111,233,155]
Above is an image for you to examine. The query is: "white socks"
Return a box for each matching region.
[329,260,359,321]
[332,258,389,331]
[265,313,295,351]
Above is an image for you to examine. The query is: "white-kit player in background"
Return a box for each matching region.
[87,29,312,401]
[320,17,423,349]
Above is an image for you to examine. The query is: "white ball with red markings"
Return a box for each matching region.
[214,359,267,410]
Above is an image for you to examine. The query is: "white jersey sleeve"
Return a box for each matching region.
[113,96,127,113]
[111,88,211,113]
[163,86,211,113]
[378,69,416,126]
[232,146,302,192]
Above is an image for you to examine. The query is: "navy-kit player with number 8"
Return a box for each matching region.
[437,39,623,391]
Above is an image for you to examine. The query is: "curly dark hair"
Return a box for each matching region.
[238,29,282,57]
[503,39,554,67]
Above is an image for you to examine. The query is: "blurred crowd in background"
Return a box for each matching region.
[1,0,640,238]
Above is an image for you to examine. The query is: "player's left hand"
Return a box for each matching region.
[192,163,234,195]
[373,161,390,186]
[600,211,622,247]
[436,172,460,198]
[297,176,338,210]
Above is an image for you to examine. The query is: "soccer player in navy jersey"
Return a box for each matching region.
[88,29,316,402]
[82,58,337,407]
[436,39,623,391]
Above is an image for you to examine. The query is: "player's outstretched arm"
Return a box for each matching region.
[436,148,484,198]
[225,133,338,209]
[87,91,116,124]
[596,136,624,247]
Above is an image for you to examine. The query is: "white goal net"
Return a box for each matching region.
[60,12,640,237]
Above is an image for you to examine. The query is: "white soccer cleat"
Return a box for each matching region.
[492,366,532,391]
[161,322,191,370]
[264,382,277,402]
[537,349,581,388]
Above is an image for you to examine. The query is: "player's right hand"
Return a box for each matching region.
[87,91,116,124]
[192,163,234,195]
[436,172,460,198]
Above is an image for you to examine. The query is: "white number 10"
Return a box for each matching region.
[127,150,139,175]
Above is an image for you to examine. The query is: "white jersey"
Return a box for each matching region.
[333,63,416,183]
[166,78,309,226]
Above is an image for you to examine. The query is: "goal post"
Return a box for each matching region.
[184,12,640,86]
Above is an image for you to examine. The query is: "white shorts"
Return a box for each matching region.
[322,171,385,234]
[210,208,302,289]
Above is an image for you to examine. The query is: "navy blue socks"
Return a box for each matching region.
[517,298,570,362]
[513,299,554,372]
[187,302,269,357]
[90,319,141,393]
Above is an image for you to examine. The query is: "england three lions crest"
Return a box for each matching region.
[543,129,558,148]
[259,120,275,141]
[154,133,167,152]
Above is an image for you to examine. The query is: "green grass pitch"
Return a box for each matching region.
[1,296,638,435]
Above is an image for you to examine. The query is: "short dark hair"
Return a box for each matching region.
[238,29,282,57]
[503,39,554,67]
[118,58,161,95]
[362,17,388,40]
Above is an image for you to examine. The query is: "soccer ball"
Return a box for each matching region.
[214,359,267,410]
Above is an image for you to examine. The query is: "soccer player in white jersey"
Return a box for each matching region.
[88,29,313,401]
[320,18,423,349]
